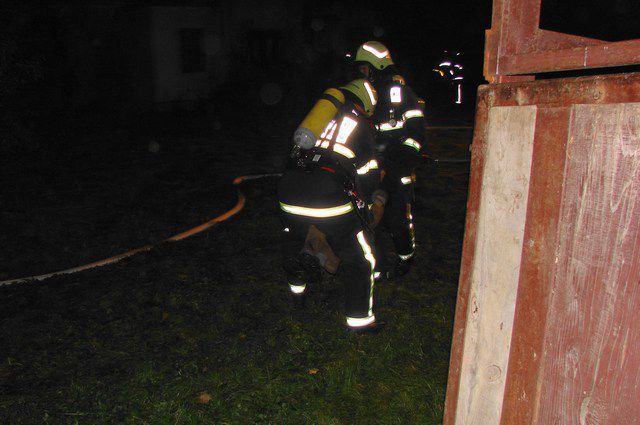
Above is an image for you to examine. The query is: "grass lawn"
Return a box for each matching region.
[0,127,470,424]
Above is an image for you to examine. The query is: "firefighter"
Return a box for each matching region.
[353,41,426,279]
[277,79,387,333]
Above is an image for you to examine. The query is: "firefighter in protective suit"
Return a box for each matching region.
[354,41,426,279]
[277,79,386,333]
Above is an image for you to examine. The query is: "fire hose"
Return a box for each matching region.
[0,134,471,288]
[0,174,281,287]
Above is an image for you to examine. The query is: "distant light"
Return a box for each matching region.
[439,61,452,67]
[454,64,463,69]
[346,53,352,58]
[456,52,461,56]
[456,83,462,104]
[453,76,463,80]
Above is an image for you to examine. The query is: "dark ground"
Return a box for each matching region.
[0,113,471,423]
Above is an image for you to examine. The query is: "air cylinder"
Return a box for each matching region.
[293,88,345,150]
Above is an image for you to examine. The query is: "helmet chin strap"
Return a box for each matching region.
[365,67,383,88]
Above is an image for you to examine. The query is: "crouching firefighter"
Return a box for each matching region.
[277,79,387,333]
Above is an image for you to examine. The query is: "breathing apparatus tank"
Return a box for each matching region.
[293,88,345,150]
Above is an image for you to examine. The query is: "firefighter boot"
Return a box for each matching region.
[285,252,322,310]
[347,320,386,335]
[385,257,413,280]
[289,291,307,310]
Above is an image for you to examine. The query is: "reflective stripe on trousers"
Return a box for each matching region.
[345,230,376,328]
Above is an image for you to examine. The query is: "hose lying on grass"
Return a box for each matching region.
[1,127,474,288]
[0,174,281,287]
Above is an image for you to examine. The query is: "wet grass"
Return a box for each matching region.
[0,127,470,424]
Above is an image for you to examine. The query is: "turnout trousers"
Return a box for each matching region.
[380,182,416,261]
[280,210,376,327]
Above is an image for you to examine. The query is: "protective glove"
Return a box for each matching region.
[369,189,388,228]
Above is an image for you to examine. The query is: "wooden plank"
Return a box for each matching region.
[499,106,570,424]
[537,103,640,424]
[454,105,536,425]
[475,73,640,109]
[501,39,640,76]
[446,65,640,425]
[444,88,491,425]
[484,0,541,83]
[484,0,640,81]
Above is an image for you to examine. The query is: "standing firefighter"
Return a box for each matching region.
[277,79,386,333]
[354,41,426,279]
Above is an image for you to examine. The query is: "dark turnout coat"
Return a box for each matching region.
[277,104,381,327]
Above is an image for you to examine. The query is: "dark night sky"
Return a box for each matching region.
[2,0,639,144]
[0,0,493,142]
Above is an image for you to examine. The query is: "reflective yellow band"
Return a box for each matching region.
[346,315,376,328]
[402,138,421,151]
[390,86,402,103]
[401,176,413,185]
[363,43,389,58]
[336,116,358,145]
[356,159,379,175]
[280,201,353,218]
[316,142,355,158]
[378,121,404,131]
[403,109,424,120]
[333,144,355,158]
[364,81,377,106]
[320,120,337,139]
[356,230,376,317]
[399,252,414,260]
[356,230,376,272]
[289,283,306,294]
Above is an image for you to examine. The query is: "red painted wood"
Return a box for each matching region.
[444,72,640,424]
[443,87,490,425]
[448,0,640,420]
[501,39,640,76]
[500,107,570,424]
[537,103,640,424]
[484,0,640,82]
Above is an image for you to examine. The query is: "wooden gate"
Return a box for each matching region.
[444,1,640,423]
